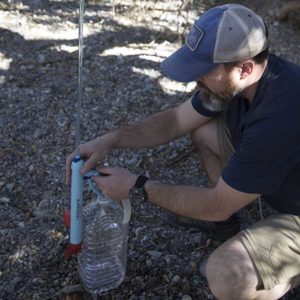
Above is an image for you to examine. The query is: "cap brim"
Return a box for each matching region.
[161,45,218,83]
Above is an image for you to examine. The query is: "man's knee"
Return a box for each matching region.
[191,126,207,148]
[191,119,220,155]
[206,238,258,300]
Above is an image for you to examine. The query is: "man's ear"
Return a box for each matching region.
[240,61,254,79]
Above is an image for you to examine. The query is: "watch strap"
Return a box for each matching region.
[129,175,149,201]
[134,175,149,188]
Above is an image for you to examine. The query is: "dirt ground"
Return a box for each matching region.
[0,0,300,299]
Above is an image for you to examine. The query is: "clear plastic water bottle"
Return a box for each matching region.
[78,194,130,294]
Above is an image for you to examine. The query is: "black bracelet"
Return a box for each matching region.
[134,175,149,188]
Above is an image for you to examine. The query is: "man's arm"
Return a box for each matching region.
[94,166,260,221]
[108,97,212,149]
[66,98,211,181]
[145,177,260,221]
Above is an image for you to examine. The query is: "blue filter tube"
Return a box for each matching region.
[70,155,84,246]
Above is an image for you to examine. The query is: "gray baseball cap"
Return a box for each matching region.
[161,4,268,82]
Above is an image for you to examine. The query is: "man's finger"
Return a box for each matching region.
[80,153,99,175]
[65,152,75,185]
[92,175,108,193]
[96,166,116,175]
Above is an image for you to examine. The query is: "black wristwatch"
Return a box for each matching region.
[129,175,149,201]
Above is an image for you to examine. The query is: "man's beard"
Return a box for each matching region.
[197,75,243,104]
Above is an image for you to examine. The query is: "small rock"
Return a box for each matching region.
[37,277,46,284]
[38,54,45,64]
[193,235,202,244]
[0,197,10,203]
[146,259,152,267]
[85,87,93,92]
[147,250,162,259]
[165,257,171,264]
[54,279,59,286]
[200,260,207,278]
[32,208,47,218]
[32,293,39,300]
[163,274,170,283]
[134,227,143,237]
[137,255,146,263]
[33,128,47,139]
[32,278,38,284]
[141,237,152,247]
[118,55,124,63]
[17,221,24,228]
[191,275,201,285]
[129,250,139,260]
[41,191,53,201]
[172,275,181,284]
[182,295,192,300]
[166,254,177,260]
[5,183,15,193]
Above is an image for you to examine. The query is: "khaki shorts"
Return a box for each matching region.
[216,114,300,290]
[240,215,300,290]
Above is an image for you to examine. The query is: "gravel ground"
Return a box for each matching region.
[0,0,300,299]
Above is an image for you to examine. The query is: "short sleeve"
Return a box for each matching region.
[222,117,296,195]
[191,90,223,117]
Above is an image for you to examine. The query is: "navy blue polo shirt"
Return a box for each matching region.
[191,54,300,215]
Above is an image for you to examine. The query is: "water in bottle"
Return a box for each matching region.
[78,196,129,294]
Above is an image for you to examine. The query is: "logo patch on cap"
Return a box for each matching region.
[185,23,204,51]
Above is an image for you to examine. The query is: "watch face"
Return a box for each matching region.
[130,187,146,201]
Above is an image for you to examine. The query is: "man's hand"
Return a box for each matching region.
[93,166,137,201]
[65,136,113,185]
